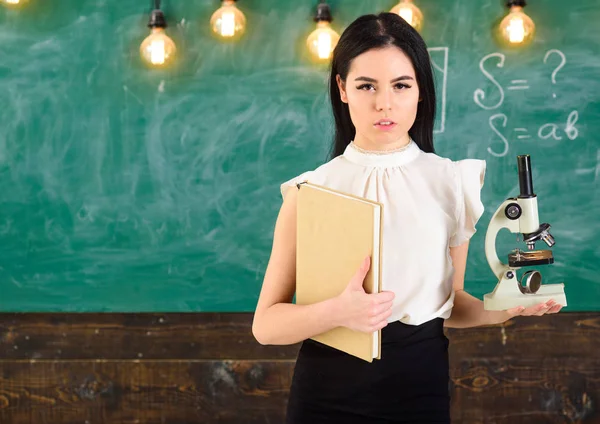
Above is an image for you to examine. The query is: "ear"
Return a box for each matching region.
[336,74,348,103]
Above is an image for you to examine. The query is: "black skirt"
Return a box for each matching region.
[285,318,450,424]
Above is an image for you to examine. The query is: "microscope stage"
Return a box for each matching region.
[508,249,554,267]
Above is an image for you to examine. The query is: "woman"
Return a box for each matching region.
[252,12,562,424]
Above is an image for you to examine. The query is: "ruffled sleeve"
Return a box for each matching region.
[280,171,313,200]
[449,159,487,247]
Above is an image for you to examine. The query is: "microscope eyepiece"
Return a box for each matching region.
[517,155,535,198]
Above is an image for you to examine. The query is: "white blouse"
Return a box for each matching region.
[281,139,487,326]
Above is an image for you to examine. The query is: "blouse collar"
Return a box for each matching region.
[342,138,421,168]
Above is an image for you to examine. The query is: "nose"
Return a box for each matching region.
[375,88,393,112]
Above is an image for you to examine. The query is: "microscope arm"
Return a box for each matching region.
[485,199,521,280]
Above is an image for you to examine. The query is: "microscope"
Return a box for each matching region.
[483,155,567,310]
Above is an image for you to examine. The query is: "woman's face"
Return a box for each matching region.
[336,46,420,149]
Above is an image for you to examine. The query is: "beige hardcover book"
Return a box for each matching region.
[295,181,383,362]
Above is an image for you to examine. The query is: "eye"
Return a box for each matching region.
[356,83,375,91]
[394,83,411,90]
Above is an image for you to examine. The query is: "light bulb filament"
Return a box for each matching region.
[149,39,166,65]
[317,32,332,59]
[507,17,525,43]
[398,8,414,26]
[220,11,236,37]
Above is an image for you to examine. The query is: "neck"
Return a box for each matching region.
[352,132,411,152]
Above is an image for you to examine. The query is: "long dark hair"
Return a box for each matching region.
[328,12,436,160]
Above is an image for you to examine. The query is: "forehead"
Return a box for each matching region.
[347,46,415,77]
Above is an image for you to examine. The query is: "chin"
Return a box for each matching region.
[373,130,402,141]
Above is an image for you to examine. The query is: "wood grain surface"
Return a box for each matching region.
[1,312,599,423]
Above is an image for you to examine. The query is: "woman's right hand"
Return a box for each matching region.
[335,256,395,333]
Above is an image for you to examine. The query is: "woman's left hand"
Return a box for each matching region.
[505,299,563,319]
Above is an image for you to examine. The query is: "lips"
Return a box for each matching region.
[374,119,397,131]
[374,119,396,126]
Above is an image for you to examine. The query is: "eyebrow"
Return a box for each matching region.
[354,76,414,83]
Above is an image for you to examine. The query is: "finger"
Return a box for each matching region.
[349,257,371,290]
[367,316,390,333]
[375,290,395,303]
[534,302,554,316]
[522,301,551,316]
[520,305,541,316]
[355,256,370,276]
[372,299,394,316]
[356,256,371,281]
[377,319,389,331]
[370,308,393,326]
[547,303,562,313]
[367,300,392,319]
[548,304,562,313]
[506,306,525,316]
[372,299,394,313]
[362,256,371,272]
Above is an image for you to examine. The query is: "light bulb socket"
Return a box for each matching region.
[148,9,167,29]
[506,0,526,7]
[314,2,333,23]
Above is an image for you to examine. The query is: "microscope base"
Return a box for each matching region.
[483,283,567,310]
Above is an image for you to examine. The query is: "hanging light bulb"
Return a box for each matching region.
[210,0,247,40]
[499,0,535,45]
[1,0,28,7]
[390,0,423,32]
[140,0,176,67]
[306,1,340,62]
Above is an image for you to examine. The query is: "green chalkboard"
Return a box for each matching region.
[0,0,598,312]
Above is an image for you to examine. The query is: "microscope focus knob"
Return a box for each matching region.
[504,202,522,220]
